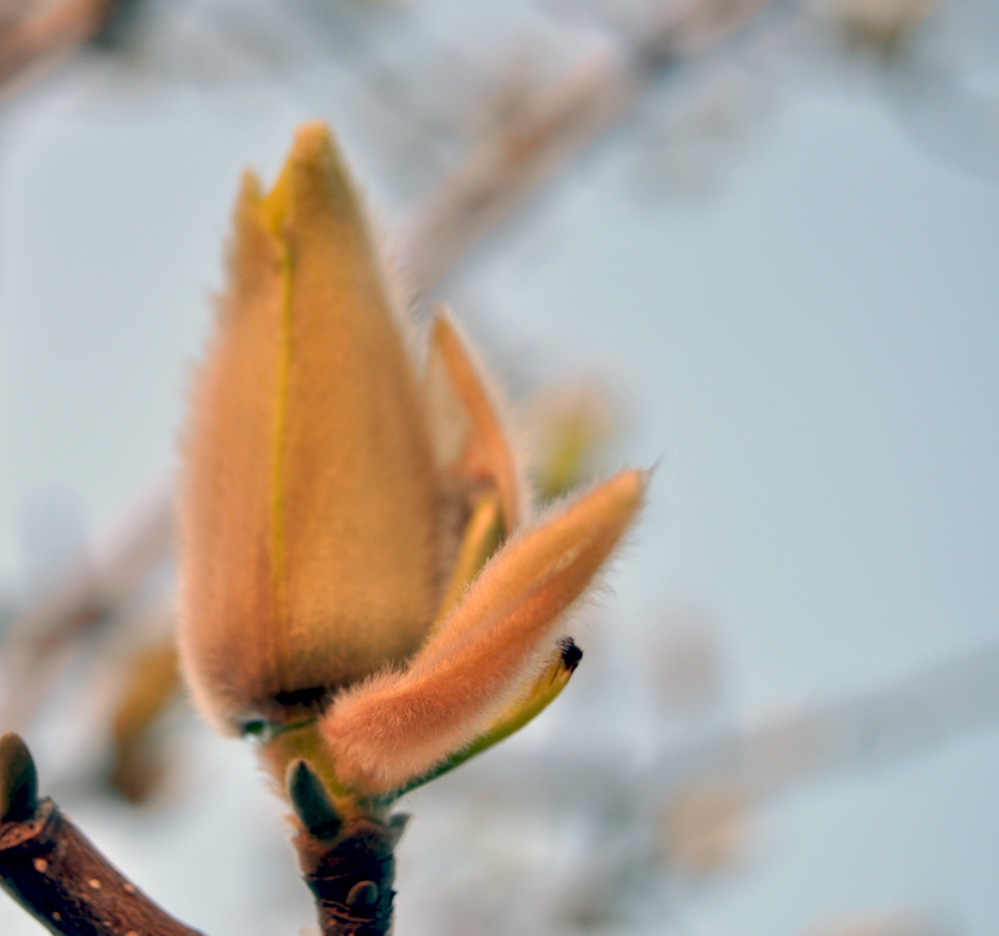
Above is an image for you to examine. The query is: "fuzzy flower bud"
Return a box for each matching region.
[178,123,645,797]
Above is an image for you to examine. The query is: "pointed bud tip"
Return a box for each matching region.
[286,759,342,840]
[238,169,262,200]
[281,121,350,195]
[289,120,337,162]
[581,468,646,542]
[0,733,38,823]
[262,121,358,237]
[609,467,648,514]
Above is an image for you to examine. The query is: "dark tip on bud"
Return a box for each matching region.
[0,733,38,823]
[287,759,342,840]
[345,880,380,909]
[558,637,583,673]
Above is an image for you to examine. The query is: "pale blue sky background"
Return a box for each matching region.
[0,2,997,934]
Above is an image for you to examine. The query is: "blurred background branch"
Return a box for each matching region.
[0,0,137,94]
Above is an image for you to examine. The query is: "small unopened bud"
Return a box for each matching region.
[287,759,342,840]
[0,733,38,823]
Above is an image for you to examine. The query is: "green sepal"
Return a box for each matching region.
[288,759,343,840]
[433,491,505,627]
[0,733,38,823]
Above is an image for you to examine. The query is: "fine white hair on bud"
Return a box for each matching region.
[319,470,646,796]
[178,123,444,733]
[178,121,646,806]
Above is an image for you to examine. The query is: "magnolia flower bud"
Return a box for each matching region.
[179,123,442,732]
[178,123,645,797]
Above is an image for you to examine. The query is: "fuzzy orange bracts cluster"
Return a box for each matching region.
[178,122,645,803]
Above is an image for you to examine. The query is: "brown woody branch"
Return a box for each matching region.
[294,815,406,936]
[0,734,402,936]
[0,799,205,936]
[0,733,204,936]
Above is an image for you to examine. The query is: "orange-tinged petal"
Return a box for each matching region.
[320,470,646,794]
[179,124,443,731]
[425,313,524,530]
[179,172,284,730]
[395,637,583,796]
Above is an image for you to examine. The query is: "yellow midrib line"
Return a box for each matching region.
[271,243,293,680]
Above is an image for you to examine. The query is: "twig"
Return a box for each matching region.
[438,636,999,809]
[399,0,787,291]
[0,733,203,936]
[397,47,640,292]
[414,639,999,922]
[717,636,999,798]
[294,816,405,936]
[0,0,122,96]
[0,802,205,936]
[0,481,174,732]
[1,733,404,936]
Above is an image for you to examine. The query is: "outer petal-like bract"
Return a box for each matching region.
[320,470,646,795]
[425,314,524,531]
[180,124,443,732]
